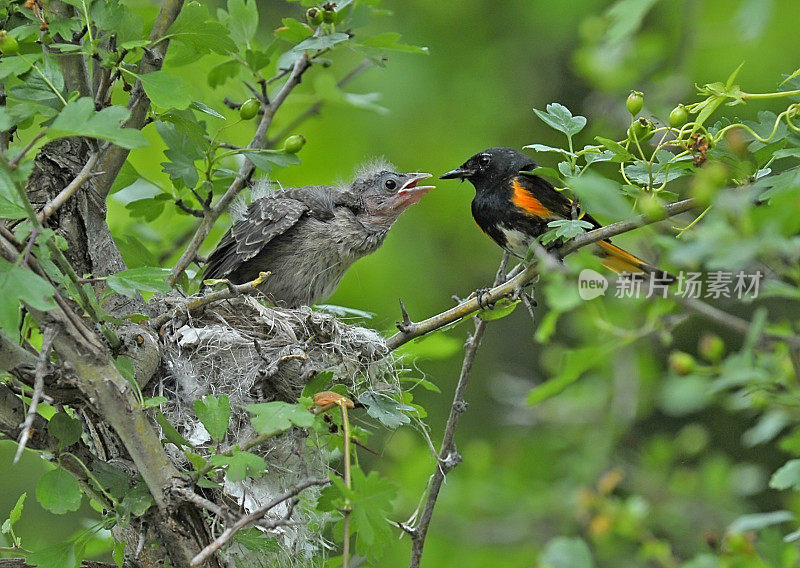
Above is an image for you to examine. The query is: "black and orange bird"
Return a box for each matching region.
[441,147,672,279]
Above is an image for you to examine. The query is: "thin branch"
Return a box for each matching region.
[12,327,55,464]
[149,272,269,330]
[166,52,312,287]
[37,152,100,221]
[387,198,699,350]
[407,254,509,568]
[266,59,374,147]
[190,477,329,566]
[8,132,46,169]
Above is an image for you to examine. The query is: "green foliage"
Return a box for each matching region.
[246,401,316,435]
[194,394,231,444]
[36,468,82,515]
[208,449,267,482]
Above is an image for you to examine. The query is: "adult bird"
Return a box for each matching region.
[204,161,434,307]
[441,146,673,280]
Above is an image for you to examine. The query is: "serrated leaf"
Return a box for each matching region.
[595,136,633,160]
[523,143,576,157]
[246,401,315,435]
[7,493,26,528]
[534,103,587,138]
[47,412,83,447]
[0,164,28,219]
[8,57,64,102]
[194,394,231,443]
[136,71,193,110]
[357,391,411,428]
[106,266,171,298]
[36,468,82,514]
[334,468,396,559]
[166,3,236,56]
[49,98,148,149]
[209,450,266,482]
[359,32,428,54]
[275,18,314,43]
[224,0,259,47]
[232,527,280,552]
[294,32,350,52]
[207,59,240,88]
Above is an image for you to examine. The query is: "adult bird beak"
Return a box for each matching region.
[393,173,435,208]
[440,166,474,180]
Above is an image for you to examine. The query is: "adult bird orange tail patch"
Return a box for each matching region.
[596,241,675,282]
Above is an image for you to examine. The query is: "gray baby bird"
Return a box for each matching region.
[204,161,434,307]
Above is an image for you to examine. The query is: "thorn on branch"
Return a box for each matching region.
[396,298,414,332]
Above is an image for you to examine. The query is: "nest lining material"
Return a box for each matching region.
[148,293,400,566]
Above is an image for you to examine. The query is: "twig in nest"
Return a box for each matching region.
[149,272,270,330]
[190,477,329,566]
[13,327,55,464]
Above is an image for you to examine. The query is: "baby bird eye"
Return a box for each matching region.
[384,179,397,190]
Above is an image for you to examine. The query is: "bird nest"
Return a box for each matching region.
[146,293,399,566]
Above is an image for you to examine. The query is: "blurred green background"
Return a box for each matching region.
[3,0,800,566]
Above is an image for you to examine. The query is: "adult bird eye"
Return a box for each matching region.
[384,179,397,190]
[478,155,491,168]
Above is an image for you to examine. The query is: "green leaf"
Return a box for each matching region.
[534,103,587,138]
[106,266,171,298]
[89,461,131,500]
[4,492,26,530]
[301,370,333,398]
[0,164,28,219]
[523,143,576,157]
[336,468,396,560]
[528,345,607,405]
[357,390,412,428]
[275,18,314,42]
[27,541,77,568]
[115,235,159,269]
[605,0,659,44]
[246,401,315,435]
[136,71,193,110]
[120,483,155,517]
[540,536,595,568]
[49,97,148,149]
[194,394,231,444]
[0,258,57,337]
[770,460,800,490]
[209,449,266,482]
[91,0,143,45]
[240,149,301,172]
[156,411,191,449]
[223,0,259,47]
[476,297,519,321]
[294,32,351,52]
[207,59,241,88]
[232,527,280,552]
[166,3,236,55]
[191,101,225,119]
[109,161,142,195]
[358,32,428,54]
[36,468,82,514]
[728,511,794,533]
[47,412,83,447]
[125,194,171,222]
[156,119,204,188]
[8,57,64,102]
[567,172,631,221]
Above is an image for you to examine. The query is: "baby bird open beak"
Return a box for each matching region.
[394,172,435,208]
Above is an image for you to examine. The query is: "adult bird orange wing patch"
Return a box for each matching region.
[511,178,557,218]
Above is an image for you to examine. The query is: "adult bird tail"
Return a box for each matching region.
[595,241,676,283]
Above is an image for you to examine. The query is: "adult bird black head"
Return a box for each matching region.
[441,146,674,281]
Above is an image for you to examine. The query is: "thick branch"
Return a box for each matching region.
[166,52,312,287]
[37,151,99,221]
[407,255,508,567]
[386,198,699,350]
[94,0,185,199]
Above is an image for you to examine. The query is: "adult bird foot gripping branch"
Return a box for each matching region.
[204,162,434,307]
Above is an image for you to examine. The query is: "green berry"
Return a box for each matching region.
[638,193,665,221]
[306,7,323,26]
[669,351,696,376]
[669,104,688,128]
[322,8,335,23]
[282,134,306,154]
[0,31,20,55]
[626,90,643,116]
[628,117,654,144]
[239,98,261,120]
[689,161,727,207]
[698,333,725,363]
